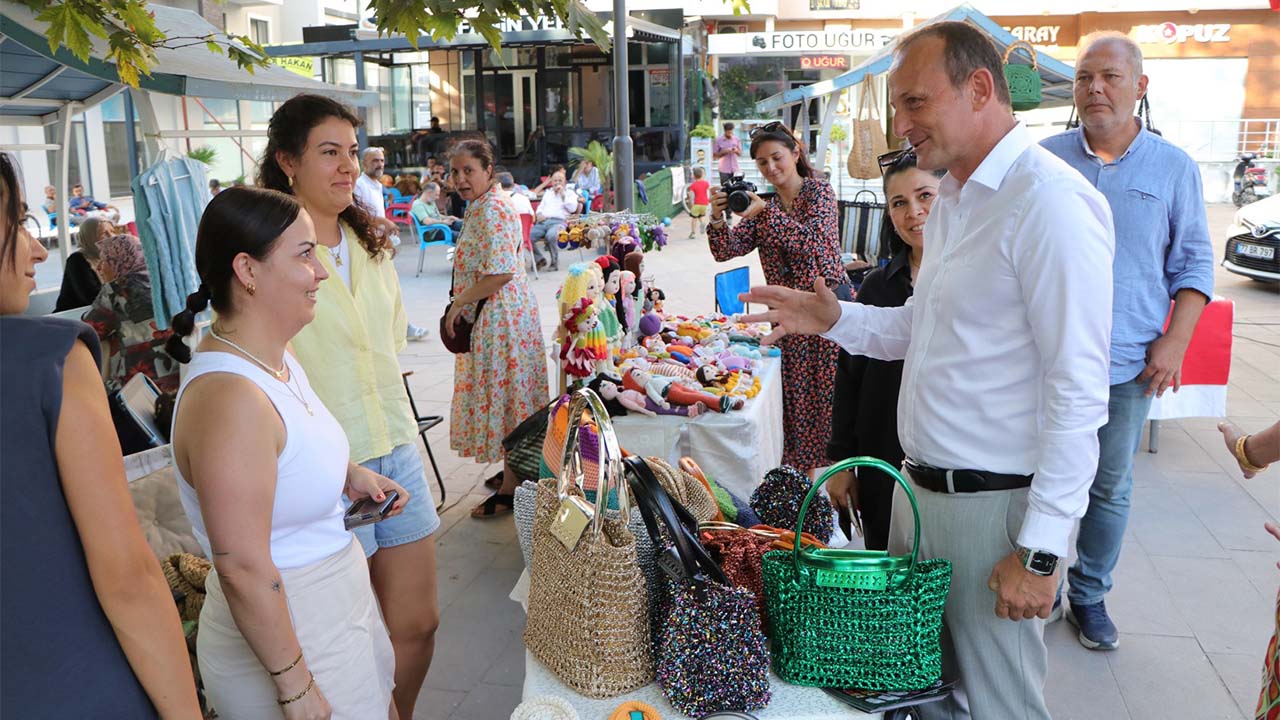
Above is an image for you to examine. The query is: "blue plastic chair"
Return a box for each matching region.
[411,213,455,276]
[714,266,751,316]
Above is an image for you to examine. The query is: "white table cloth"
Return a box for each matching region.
[610,357,784,501]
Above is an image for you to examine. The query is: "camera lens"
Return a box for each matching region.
[728,191,750,214]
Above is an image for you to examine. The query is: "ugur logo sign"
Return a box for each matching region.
[1132,22,1231,44]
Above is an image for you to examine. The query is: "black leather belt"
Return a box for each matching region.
[904,459,1033,494]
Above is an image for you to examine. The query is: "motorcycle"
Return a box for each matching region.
[1233,152,1272,208]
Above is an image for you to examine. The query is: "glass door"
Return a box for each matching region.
[484,70,538,161]
[511,70,537,157]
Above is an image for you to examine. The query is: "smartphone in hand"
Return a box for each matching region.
[344,490,400,531]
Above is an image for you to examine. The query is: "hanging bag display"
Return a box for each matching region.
[1003,40,1043,112]
[523,389,654,697]
[847,75,890,180]
[762,457,952,691]
[625,456,772,717]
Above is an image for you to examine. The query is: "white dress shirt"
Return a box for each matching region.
[537,187,579,221]
[354,173,385,216]
[822,124,1115,556]
[508,191,534,217]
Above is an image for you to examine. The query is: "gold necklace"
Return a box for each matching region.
[209,330,313,415]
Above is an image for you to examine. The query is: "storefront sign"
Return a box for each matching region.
[457,13,565,35]
[1132,22,1231,44]
[707,29,899,55]
[801,55,850,69]
[270,56,314,78]
[650,69,671,87]
[1003,25,1062,44]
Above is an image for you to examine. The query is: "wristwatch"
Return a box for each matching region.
[1016,546,1059,576]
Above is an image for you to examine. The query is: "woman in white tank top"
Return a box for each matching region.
[166,187,409,719]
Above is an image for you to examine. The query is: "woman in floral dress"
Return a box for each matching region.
[440,140,550,518]
[708,123,843,474]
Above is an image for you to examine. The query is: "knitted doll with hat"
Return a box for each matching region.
[593,256,624,356]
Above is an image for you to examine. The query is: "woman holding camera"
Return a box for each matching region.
[708,123,843,475]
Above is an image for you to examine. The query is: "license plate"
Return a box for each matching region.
[1238,242,1275,260]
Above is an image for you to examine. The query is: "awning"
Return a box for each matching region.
[754,4,1076,114]
[0,1,376,123]
[603,16,682,44]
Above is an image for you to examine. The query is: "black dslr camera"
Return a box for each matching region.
[721,176,758,215]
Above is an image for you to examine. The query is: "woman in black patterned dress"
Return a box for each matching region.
[707,123,843,474]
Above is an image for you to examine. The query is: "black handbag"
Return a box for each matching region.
[439,276,487,354]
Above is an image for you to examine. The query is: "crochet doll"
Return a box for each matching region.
[624,251,647,312]
[591,375,704,418]
[617,270,638,346]
[645,287,666,316]
[561,298,607,379]
[623,367,742,414]
[593,256,624,356]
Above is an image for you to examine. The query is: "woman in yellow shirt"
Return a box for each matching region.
[257,94,438,720]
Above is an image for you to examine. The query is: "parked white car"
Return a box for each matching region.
[1223,194,1280,283]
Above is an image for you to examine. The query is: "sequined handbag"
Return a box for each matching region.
[625,456,771,717]
[762,457,952,691]
[524,389,654,698]
[750,465,834,544]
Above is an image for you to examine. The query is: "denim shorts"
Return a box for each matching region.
[352,443,441,557]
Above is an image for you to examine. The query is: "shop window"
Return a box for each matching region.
[648,68,673,127]
[388,66,412,133]
[544,70,577,128]
[45,118,88,193]
[629,69,645,127]
[100,94,142,197]
[411,64,432,128]
[247,101,276,127]
[647,43,671,65]
[628,44,644,66]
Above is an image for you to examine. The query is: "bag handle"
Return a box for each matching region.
[625,455,729,586]
[1003,40,1039,69]
[557,388,627,536]
[790,456,922,586]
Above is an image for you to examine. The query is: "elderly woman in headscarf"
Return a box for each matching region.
[53,215,111,311]
[81,233,179,394]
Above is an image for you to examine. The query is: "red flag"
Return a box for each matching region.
[1272,0,1279,11]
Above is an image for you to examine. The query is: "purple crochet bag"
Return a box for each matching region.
[624,456,771,717]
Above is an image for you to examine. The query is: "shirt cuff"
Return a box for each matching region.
[1016,508,1075,558]
[819,301,863,347]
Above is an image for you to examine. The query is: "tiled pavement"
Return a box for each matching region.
[382,204,1278,719]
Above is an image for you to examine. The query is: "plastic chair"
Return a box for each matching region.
[519,212,538,279]
[411,213,455,277]
[386,201,413,224]
[400,371,446,510]
[714,266,751,316]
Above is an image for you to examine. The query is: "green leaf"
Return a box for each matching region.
[206,40,225,55]
[61,7,96,62]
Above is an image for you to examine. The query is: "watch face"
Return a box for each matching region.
[1028,551,1058,575]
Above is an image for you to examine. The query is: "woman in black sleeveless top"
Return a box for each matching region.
[0,153,200,718]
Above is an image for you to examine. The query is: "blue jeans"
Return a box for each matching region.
[1067,378,1153,606]
[351,443,441,558]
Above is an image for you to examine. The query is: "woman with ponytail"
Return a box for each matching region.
[256,94,440,720]
[168,187,405,718]
[1,152,201,718]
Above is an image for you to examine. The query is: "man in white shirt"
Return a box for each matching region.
[741,23,1114,719]
[529,167,580,271]
[355,147,387,218]
[356,146,429,341]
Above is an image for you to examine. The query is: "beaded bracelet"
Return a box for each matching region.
[1236,435,1270,473]
[278,673,315,706]
[268,650,303,677]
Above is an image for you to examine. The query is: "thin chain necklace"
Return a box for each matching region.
[208,329,313,415]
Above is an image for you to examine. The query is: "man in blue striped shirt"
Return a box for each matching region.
[1042,31,1214,651]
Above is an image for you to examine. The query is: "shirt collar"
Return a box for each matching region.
[884,246,913,280]
[1077,117,1147,164]
[966,122,1035,192]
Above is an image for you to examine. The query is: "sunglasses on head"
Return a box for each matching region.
[749,121,790,139]
[877,147,917,174]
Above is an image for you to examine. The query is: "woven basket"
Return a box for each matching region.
[762,457,951,691]
[523,389,653,697]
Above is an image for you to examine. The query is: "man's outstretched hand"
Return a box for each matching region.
[738,278,843,345]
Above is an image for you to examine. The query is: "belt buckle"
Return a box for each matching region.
[945,469,957,494]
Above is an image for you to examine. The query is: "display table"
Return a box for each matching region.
[609,356,784,501]
[522,650,877,719]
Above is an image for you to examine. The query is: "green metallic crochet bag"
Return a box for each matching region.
[761,457,951,691]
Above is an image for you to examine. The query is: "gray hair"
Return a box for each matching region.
[422,181,440,193]
[1078,31,1144,79]
[497,172,515,189]
[361,146,385,161]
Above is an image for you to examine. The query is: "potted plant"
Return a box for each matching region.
[569,140,613,212]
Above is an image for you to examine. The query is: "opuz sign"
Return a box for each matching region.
[1132,22,1231,44]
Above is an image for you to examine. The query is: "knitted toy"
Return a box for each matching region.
[617,270,638,342]
[593,256,624,355]
[561,297,607,378]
